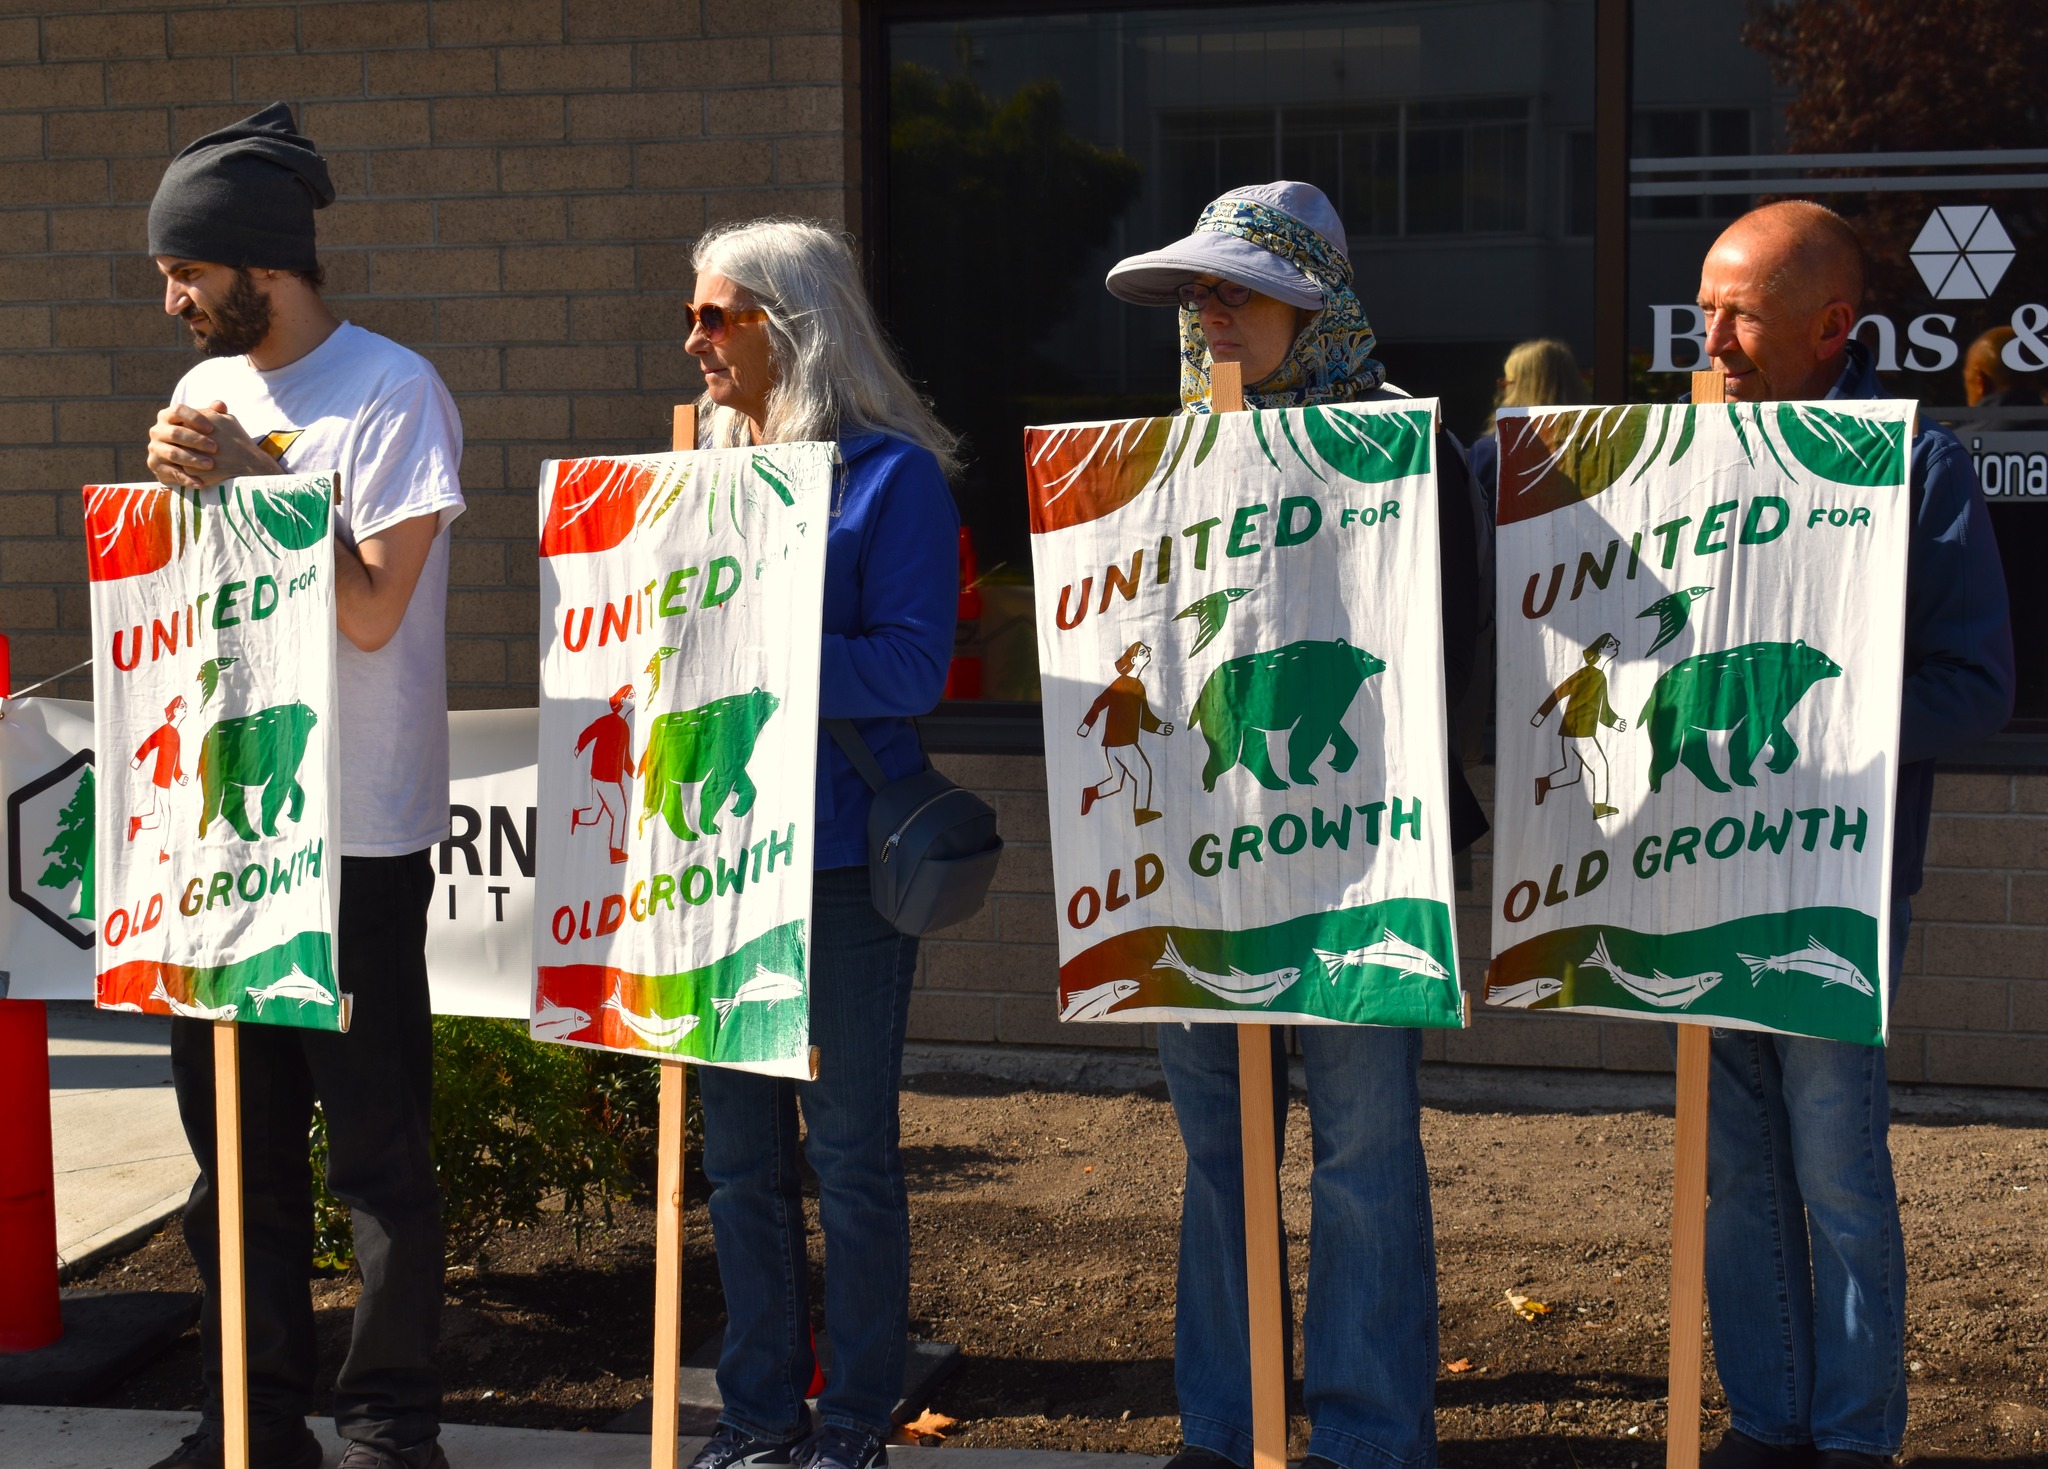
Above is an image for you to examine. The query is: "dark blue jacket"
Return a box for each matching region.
[814,431,961,870]
[1829,342,2014,896]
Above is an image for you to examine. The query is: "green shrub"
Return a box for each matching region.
[310,1016,674,1270]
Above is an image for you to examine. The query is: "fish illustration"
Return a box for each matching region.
[149,975,236,1022]
[643,645,680,698]
[1638,586,1711,656]
[102,1001,143,1013]
[1313,928,1450,984]
[712,963,804,1019]
[1737,936,1874,997]
[1173,588,1253,656]
[1580,934,1723,1010]
[1153,935,1300,1007]
[531,1001,593,1041]
[602,992,700,1048]
[196,656,239,710]
[246,964,335,1015]
[1059,977,1141,1021]
[1486,976,1563,1008]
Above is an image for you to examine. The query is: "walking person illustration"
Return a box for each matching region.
[1079,641,1173,826]
[1532,632,1627,819]
[129,695,190,863]
[571,684,637,863]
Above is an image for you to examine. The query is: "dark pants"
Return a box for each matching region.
[170,851,442,1455]
[697,867,920,1440]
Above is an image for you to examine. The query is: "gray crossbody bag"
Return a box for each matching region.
[824,719,1004,935]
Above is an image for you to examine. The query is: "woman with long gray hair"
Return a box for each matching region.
[681,218,960,1469]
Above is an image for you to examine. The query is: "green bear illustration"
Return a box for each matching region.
[639,688,780,841]
[1188,638,1386,793]
[198,702,317,841]
[1638,640,1841,794]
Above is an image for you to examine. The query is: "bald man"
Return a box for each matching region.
[1693,201,2013,1469]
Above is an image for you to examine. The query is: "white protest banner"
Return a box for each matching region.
[426,707,536,1018]
[533,445,833,1075]
[84,478,344,1030]
[1485,401,1910,1044]
[0,697,96,998]
[1025,402,1464,1029]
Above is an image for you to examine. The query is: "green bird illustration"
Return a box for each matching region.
[1639,586,1711,656]
[1174,588,1253,656]
[643,645,679,697]
[195,657,238,710]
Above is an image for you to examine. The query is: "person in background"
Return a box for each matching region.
[1692,200,2013,1469]
[1962,325,2046,431]
[681,218,960,1469]
[1466,337,1585,515]
[139,103,464,1469]
[1103,180,1485,1469]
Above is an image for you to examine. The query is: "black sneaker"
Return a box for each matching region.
[337,1440,449,1469]
[147,1426,324,1469]
[795,1424,888,1469]
[1163,1450,1245,1469]
[1701,1430,1819,1469]
[690,1423,811,1469]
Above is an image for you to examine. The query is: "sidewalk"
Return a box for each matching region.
[0,1406,1160,1469]
[47,1002,194,1278]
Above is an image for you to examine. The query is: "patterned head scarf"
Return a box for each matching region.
[1178,195,1386,413]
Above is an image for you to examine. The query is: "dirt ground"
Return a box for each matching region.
[75,1071,2047,1466]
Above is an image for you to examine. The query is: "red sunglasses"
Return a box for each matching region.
[683,301,769,342]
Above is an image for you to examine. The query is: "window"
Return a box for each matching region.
[1630,107,1755,221]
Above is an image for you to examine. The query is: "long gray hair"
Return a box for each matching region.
[692,218,961,476]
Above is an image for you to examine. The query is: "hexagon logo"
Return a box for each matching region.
[8,750,96,950]
[1909,205,2015,300]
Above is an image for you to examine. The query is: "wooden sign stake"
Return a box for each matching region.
[1657,369,1728,1469]
[213,1019,250,1469]
[649,402,700,1467]
[1207,361,1288,1469]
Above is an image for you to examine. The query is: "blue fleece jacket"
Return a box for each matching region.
[1828,342,2015,896]
[812,431,961,870]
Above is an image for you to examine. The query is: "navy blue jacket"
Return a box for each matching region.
[813,431,961,870]
[1829,342,2014,896]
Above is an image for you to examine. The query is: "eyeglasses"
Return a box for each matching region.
[682,302,769,342]
[1176,281,1254,311]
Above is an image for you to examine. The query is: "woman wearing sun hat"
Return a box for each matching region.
[1106,181,1484,1469]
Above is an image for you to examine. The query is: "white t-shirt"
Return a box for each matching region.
[169,321,466,857]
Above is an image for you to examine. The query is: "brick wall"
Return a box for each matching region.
[914,756,2048,1088]
[0,0,858,706]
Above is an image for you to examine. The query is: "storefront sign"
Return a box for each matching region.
[1487,402,1909,1044]
[1025,404,1464,1028]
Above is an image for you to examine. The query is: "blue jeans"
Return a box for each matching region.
[697,867,919,1440]
[1157,1023,1438,1469]
[1703,901,1911,1456]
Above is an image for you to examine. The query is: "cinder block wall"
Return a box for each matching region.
[0,0,857,706]
[916,757,2048,1087]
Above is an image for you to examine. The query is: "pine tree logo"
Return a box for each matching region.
[37,765,93,920]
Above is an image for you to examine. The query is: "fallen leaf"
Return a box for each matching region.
[900,1410,956,1442]
[1501,1289,1551,1321]
[1446,1359,1474,1374]
[1083,1166,1095,1173]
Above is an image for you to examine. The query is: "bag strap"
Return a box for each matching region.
[825,718,890,793]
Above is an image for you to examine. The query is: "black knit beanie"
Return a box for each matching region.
[147,102,334,272]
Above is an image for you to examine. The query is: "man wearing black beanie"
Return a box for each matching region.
[140,103,463,1469]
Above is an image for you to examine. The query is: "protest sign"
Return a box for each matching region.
[0,697,96,998]
[533,444,833,1076]
[427,707,536,1017]
[1026,401,1464,1029]
[84,477,343,1030]
[1486,400,1911,1044]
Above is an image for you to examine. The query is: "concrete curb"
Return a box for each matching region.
[902,1041,2048,1123]
[56,1191,186,1284]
